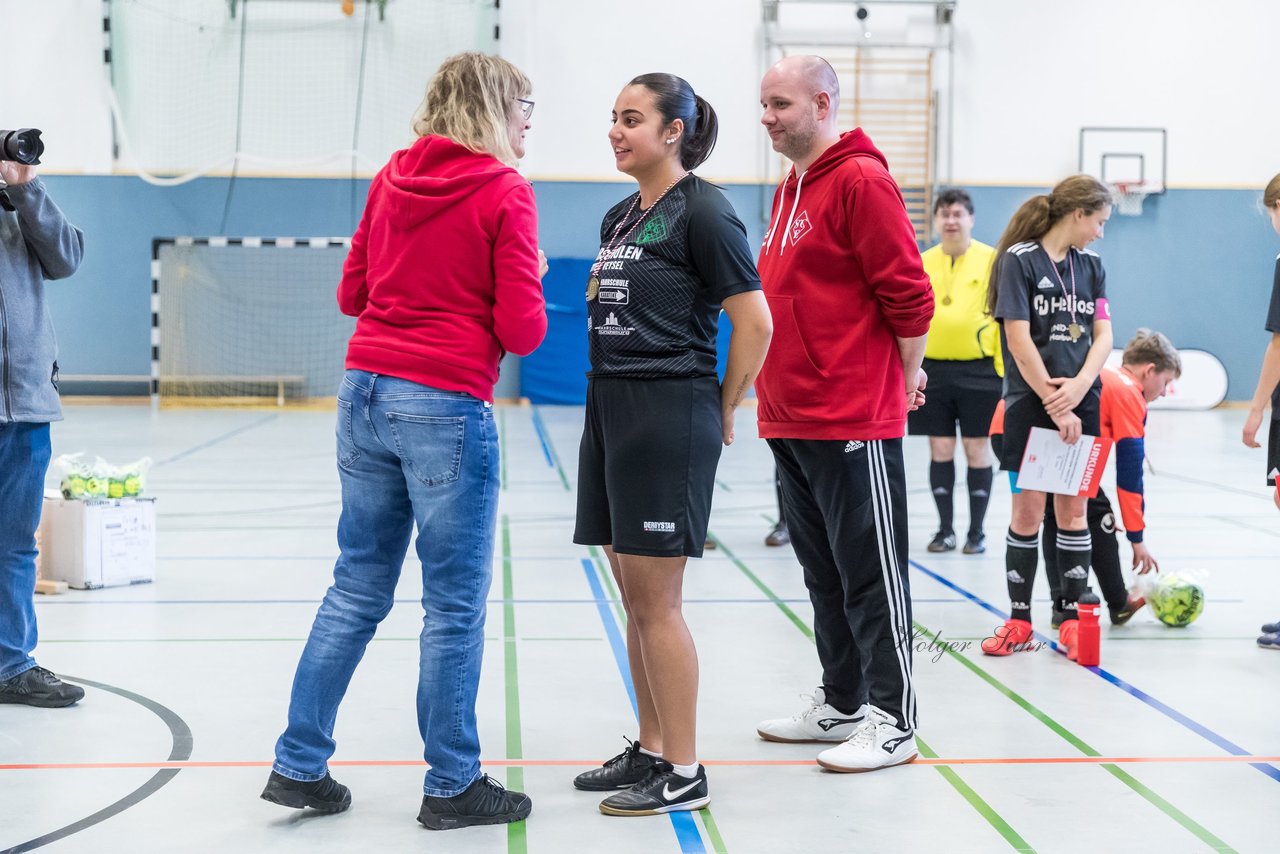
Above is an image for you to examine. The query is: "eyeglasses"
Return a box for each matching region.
[515,99,535,120]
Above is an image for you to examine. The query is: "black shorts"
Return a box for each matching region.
[907,358,1001,438]
[1268,418,1279,486]
[574,375,722,558]
[999,388,1101,472]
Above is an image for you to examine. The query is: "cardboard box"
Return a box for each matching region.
[40,496,156,589]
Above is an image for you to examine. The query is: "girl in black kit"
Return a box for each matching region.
[980,175,1113,661]
[572,74,772,815]
[1243,172,1280,650]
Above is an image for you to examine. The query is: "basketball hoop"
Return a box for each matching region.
[1112,182,1149,216]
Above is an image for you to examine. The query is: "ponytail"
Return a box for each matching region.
[987,175,1112,315]
[628,72,718,170]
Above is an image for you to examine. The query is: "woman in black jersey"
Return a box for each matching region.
[1244,172,1280,650]
[978,175,1113,662]
[571,73,773,815]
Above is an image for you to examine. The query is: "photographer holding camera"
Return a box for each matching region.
[0,142,86,708]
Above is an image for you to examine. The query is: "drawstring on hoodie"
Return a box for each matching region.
[764,170,806,258]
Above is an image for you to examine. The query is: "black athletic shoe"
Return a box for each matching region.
[926,530,956,552]
[598,762,709,816]
[574,738,662,791]
[418,774,531,830]
[1261,619,1280,634]
[0,667,84,708]
[260,771,351,813]
[962,532,986,554]
[1051,607,1067,630]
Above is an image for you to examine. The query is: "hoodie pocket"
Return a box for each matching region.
[762,295,828,405]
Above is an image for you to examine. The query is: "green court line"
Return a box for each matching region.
[708,532,1030,853]
[502,516,528,853]
[915,735,1034,853]
[715,478,733,492]
[498,407,509,491]
[714,531,1237,852]
[584,545,728,853]
[912,622,1236,852]
[530,405,571,491]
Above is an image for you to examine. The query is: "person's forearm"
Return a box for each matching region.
[1250,334,1280,412]
[896,334,927,382]
[722,321,772,411]
[1077,323,1112,383]
[1005,324,1054,399]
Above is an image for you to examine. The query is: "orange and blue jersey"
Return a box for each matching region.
[988,366,1149,541]
[1099,367,1148,543]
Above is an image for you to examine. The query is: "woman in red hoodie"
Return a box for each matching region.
[262,53,547,831]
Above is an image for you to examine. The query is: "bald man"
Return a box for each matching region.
[752,56,933,773]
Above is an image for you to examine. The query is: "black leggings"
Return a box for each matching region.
[1043,489,1126,611]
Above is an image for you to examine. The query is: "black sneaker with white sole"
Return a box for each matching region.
[260,770,351,813]
[598,762,709,816]
[418,774,531,830]
[574,737,662,790]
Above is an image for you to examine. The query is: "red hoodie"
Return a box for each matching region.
[338,135,547,402]
[754,130,934,440]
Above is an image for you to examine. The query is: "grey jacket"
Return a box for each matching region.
[0,178,84,423]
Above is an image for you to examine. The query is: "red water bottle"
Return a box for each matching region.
[1076,587,1101,666]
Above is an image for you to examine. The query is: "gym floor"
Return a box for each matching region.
[2,403,1275,853]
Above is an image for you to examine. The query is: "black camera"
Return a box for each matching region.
[0,128,44,165]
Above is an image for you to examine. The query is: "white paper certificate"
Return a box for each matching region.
[1015,427,1113,497]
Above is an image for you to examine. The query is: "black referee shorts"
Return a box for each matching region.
[907,358,1001,438]
[999,388,1101,472]
[574,375,722,558]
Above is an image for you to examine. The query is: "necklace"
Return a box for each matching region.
[1045,247,1081,341]
[586,172,688,301]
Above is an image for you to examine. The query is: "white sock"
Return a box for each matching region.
[638,745,662,759]
[669,761,699,779]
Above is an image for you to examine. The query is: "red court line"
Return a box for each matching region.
[3,755,1278,771]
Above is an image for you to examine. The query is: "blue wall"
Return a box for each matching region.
[38,175,1278,399]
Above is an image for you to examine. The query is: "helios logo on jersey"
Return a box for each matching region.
[789,211,813,246]
[643,521,676,533]
[1033,294,1095,317]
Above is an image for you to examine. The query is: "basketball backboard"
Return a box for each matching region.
[1079,127,1167,194]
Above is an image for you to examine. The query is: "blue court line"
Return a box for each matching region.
[153,414,280,467]
[579,559,707,853]
[528,406,555,468]
[910,559,1280,783]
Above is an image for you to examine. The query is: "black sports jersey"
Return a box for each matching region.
[1268,255,1280,420]
[994,242,1109,400]
[586,175,761,378]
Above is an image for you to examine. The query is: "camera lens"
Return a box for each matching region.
[0,129,45,165]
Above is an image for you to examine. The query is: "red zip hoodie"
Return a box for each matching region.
[755,130,934,440]
[338,134,547,402]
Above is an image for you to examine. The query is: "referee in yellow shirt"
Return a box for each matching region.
[908,189,1000,554]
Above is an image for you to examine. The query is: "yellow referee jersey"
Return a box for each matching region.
[921,240,1000,372]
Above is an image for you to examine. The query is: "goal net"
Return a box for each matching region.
[153,237,355,405]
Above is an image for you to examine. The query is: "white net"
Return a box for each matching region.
[1112,183,1149,216]
[108,0,497,182]
[155,239,356,405]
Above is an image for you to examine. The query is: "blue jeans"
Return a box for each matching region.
[273,371,499,797]
[0,422,52,681]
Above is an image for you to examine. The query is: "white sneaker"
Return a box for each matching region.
[816,706,918,772]
[756,689,868,743]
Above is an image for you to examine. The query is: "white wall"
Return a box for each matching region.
[16,0,1280,189]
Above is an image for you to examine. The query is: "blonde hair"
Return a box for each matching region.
[987,175,1113,315]
[411,52,531,166]
[1122,328,1181,377]
[1265,172,1280,210]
